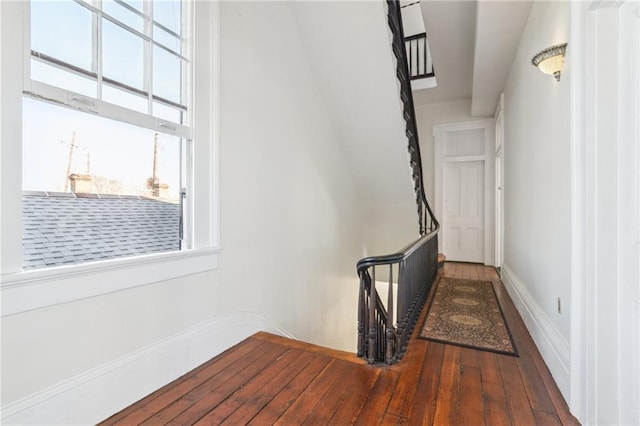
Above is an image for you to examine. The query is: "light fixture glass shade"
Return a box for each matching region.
[531,43,567,81]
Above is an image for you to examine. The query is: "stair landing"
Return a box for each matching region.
[100,263,579,425]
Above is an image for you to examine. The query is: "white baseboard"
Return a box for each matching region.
[501,264,570,399]
[1,312,296,425]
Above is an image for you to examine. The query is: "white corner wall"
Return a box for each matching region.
[216,1,368,352]
[501,1,571,400]
[1,2,375,423]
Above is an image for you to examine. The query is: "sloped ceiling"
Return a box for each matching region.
[413,0,532,116]
[413,0,477,105]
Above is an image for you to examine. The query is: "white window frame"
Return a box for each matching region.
[0,1,221,316]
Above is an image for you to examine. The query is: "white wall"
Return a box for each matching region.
[1,2,397,423]
[501,0,571,398]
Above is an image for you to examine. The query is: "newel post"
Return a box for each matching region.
[357,272,365,357]
[367,267,377,365]
[385,264,395,364]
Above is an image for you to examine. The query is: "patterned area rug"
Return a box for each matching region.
[419,278,518,356]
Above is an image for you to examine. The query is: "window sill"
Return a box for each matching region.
[0,247,220,317]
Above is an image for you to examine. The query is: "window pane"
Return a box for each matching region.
[23,98,180,197]
[153,101,183,124]
[31,60,97,98]
[153,46,181,103]
[103,19,144,90]
[31,1,93,71]
[122,0,143,12]
[154,24,180,53]
[153,0,181,34]
[22,98,182,270]
[103,0,144,33]
[102,84,149,113]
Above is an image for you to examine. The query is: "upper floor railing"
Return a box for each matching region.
[405,32,435,80]
[355,0,440,365]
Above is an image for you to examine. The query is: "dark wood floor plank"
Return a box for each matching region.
[498,354,536,426]
[478,351,511,426]
[432,345,462,424]
[354,370,399,426]
[273,359,350,424]
[247,355,332,425]
[217,350,316,425]
[450,262,462,278]
[101,337,266,425]
[194,348,310,424]
[385,339,429,417]
[460,346,481,369]
[534,409,563,426]
[380,412,409,425]
[460,263,475,280]
[157,341,288,425]
[303,363,379,425]
[518,354,559,415]
[454,365,484,425]
[327,366,381,424]
[406,341,444,425]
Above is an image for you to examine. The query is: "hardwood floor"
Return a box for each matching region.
[100,263,580,425]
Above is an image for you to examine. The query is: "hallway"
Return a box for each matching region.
[100,263,578,425]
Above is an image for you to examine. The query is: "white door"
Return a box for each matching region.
[442,161,484,262]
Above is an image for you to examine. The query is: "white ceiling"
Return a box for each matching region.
[471,1,532,116]
[412,0,532,116]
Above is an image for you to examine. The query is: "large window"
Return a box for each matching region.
[0,1,220,315]
[23,0,191,270]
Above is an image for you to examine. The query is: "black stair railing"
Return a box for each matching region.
[356,0,440,365]
[405,32,435,80]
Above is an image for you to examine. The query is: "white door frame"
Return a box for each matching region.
[569,1,640,424]
[434,119,495,266]
[495,95,505,268]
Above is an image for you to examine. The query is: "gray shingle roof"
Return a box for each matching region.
[22,191,180,270]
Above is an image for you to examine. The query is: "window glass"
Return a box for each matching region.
[102,19,145,90]
[153,101,183,124]
[31,1,93,71]
[23,98,181,199]
[153,0,181,34]
[153,46,182,103]
[123,0,144,12]
[102,85,149,114]
[103,0,145,33]
[154,24,181,53]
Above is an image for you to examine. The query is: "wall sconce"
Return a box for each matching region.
[531,43,567,82]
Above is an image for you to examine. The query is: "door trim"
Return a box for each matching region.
[434,119,495,266]
[495,95,505,268]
